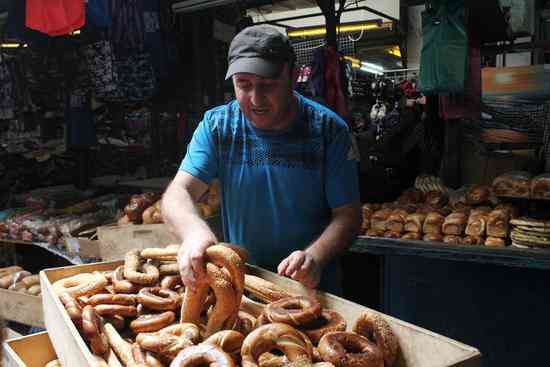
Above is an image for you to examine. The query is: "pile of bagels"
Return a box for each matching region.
[0,266,41,296]
[50,244,398,367]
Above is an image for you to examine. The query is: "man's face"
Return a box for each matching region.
[232,64,296,131]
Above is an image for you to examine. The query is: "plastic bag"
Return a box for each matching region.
[419,0,468,94]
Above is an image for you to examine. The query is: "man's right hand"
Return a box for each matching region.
[177,235,217,291]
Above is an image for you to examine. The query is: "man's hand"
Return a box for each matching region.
[177,235,217,291]
[277,250,322,289]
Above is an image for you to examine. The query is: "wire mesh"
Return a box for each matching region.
[291,35,356,66]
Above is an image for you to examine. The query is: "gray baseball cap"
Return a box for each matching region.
[225,25,296,80]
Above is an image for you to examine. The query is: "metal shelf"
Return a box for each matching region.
[351,236,550,270]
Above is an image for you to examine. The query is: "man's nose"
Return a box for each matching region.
[250,87,265,106]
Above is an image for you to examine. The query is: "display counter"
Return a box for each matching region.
[350,236,550,367]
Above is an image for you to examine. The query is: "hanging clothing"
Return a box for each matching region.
[0,55,16,120]
[25,0,85,36]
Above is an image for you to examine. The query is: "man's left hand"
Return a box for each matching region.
[277,250,321,289]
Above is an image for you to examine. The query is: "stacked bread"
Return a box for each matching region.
[0,266,41,296]
[510,218,550,248]
[493,172,550,200]
[118,181,222,226]
[361,185,518,247]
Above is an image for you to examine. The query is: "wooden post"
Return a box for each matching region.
[315,0,347,48]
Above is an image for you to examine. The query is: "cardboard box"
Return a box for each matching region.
[0,289,43,327]
[40,261,481,367]
[96,217,222,261]
[3,332,57,367]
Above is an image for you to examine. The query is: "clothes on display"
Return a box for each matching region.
[25,0,85,36]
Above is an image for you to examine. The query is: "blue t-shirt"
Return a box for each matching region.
[180,93,359,295]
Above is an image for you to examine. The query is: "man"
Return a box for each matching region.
[162,25,360,295]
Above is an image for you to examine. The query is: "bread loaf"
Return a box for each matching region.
[366,228,385,237]
[422,212,445,234]
[465,213,488,237]
[492,171,531,198]
[463,235,485,245]
[443,235,462,245]
[486,209,510,238]
[401,232,423,240]
[530,174,550,200]
[371,208,393,231]
[383,231,402,239]
[423,233,443,242]
[404,213,426,233]
[425,191,449,208]
[442,212,468,235]
[466,184,491,205]
[485,237,506,247]
[386,209,408,233]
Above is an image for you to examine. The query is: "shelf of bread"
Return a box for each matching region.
[2,332,58,367]
[0,266,43,327]
[360,182,519,247]
[39,245,481,367]
[492,171,550,200]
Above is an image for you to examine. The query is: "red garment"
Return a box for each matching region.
[324,47,349,121]
[26,0,85,36]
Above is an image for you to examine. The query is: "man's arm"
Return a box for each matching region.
[161,170,218,289]
[278,203,361,288]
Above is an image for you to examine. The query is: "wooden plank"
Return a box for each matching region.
[0,289,43,328]
[41,260,481,367]
[3,332,57,367]
[352,236,550,270]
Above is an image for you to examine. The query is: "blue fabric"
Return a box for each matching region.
[86,0,112,28]
[179,93,359,295]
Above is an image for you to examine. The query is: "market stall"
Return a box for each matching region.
[3,243,482,367]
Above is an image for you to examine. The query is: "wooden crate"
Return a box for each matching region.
[3,332,57,367]
[40,260,481,367]
[0,289,43,328]
[96,218,222,261]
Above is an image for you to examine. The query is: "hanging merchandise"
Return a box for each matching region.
[116,53,156,102]
[86,0,112,28]
[309,47,350,120]
[0,54,16,120]
[419,0,468,94]
[81,40,123,100]
[108,0,146,52]
[438,34,481,120]
[25,0,85,36]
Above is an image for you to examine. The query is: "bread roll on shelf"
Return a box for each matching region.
[485,237,506,247]
[465,213,488,237]
[404,213,426,233]
[486,209,510,238]
[422,213,445,234]
[423,233,443,242]
[443,235,462,245]
[442,212,468,235]
[371,208,393,231]
[492,171,531,198]
[401,232,423,240]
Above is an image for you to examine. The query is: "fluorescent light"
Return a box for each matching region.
[360,66,383,75]
[72,30,81,35]
[1,43,22,48]
[287,21,392,38]
[361,61,384,72]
